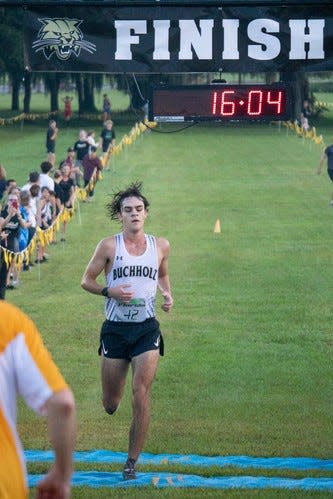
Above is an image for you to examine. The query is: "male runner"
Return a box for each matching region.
[81,182,173,480]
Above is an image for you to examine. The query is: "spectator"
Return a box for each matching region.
[60,147,82,186]
[102,93,112,121]
[28,184,41,266]
[82,146,102,201]
[0,201,17,299]
[36,186,55,263]
[74,130,89,167]
[40,187,55,229]
[100,120,116,155]
[63,95,73,123]
[59,164,75,242]
[0,230,7,299]
[300,112,309,132]
[0,164,7,201]
[87,130,100,150]
[46,119,58,167]
[59,164,75,209]
[18,190,32,252]
[0,300,76,499]
[29,183,41,228]
[21,171,40,193]
[19,190,36,271]
[302,99,312,120]
[53,170,64,215]
[0,186,28,289]
[39,161,55,192]
[1,178,17,208]
[73,130,89,187]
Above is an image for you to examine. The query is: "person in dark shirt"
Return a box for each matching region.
[82,147,102,201]
[0,187,28,291]
[74,130,90,165]
[100,120,116,154]
[46,120,58,167]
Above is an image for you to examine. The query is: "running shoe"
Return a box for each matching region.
[122,458,136,480]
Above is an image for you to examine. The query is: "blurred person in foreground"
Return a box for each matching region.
[81,181,173,480]
[0,300,76,498]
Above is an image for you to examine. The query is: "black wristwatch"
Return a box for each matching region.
[101,287,109,297]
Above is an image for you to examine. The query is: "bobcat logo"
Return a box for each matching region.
[32,18,96,60]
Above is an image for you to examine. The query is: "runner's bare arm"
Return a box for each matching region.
[81,237,134,302]
[157,238,173,312]
[81,237,115,295]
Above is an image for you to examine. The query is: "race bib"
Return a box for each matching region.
[115,298,146,322]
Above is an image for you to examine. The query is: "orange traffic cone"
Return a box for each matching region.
[214,219,221,233]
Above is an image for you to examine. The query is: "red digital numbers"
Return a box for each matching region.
[151,84,288,122]
[267,91,282,114]
[212,89,284,118]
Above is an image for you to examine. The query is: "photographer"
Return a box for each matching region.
[0,187,28,291]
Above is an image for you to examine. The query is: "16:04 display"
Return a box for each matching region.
[150,84,290,122]
[211,89,284,117]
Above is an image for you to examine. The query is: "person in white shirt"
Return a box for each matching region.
[39,161,55,192]
[21,171,40,193]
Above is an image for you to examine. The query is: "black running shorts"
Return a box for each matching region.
[98,317,164,360]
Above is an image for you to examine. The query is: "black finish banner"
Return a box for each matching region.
[23,5,333,72]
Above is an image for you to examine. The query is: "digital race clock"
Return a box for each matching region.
[149,84,290,122]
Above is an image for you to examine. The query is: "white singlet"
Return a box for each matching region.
[104,233,159,322]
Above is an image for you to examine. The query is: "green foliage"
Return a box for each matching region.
[1,98,333,497]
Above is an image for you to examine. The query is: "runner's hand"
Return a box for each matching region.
[161,291,173,312]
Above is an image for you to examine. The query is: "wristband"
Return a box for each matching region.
[101,287,109,297]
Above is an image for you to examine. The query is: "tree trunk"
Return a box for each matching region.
[11,73,21,111]
[47,74,60,112]
[75,74,84,114]
[280,71,309,121]
[23,70,31,113]
[82,75,96,112]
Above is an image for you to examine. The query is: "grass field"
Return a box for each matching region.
[1,90,332,498]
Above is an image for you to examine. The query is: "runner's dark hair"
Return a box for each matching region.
[106,181,150,221]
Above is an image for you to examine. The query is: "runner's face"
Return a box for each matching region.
[119,196,147,231]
